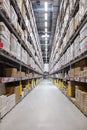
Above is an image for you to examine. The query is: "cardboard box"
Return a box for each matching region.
[0,106,7,118]
[17,42,21,60]
[14,86,20,104]
[0,84,6,96]
[70,68,75,77]
[6,86,20,104]
[21,72,25,78]
[0,95,7,110]
[22,3,26,21]
[10,34,17,57]
[17,71,25,78]
[0,0,10,18]
[80,24,87,42]
[17,23,23,37]
[24,30,28,45]
[69,18,75,37]
[10,6,18,29]
[29,73,33,78]
[74,12,79,30]
[80,37,87,54]
[22,48,27,64]
[80,59,87,67]
[75,67,81,77]
[79,0,87,22]
[7,94,15,112]
[5,68,17,77]
[17,0,23,13]
[74,36,81,58]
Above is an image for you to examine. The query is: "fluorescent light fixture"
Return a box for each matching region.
[45,21,47,27]
[45,33,49,38]
[41,34,49,38]
[45,37,48,41]
[45,13,47,20]
[45,2,48,11]
[45,28,47,33]
[41,35,45,38]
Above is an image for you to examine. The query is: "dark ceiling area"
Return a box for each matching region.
[32,0,60,63]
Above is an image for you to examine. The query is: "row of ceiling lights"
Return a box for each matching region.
[44,2,48,62]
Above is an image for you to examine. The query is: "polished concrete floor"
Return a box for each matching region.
[0,80,87,130]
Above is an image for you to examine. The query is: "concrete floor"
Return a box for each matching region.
[0,80,87,130]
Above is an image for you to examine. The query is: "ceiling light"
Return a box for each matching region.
[45,2,48,11]
[45,28,47,33]
[45,37,48,41]
[45,21,47,27]
[41,34,49,38]
[45,33,49,38]
[45,13,47,20]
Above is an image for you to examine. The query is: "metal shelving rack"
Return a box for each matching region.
[0,0,43,86]
[49,0,87,73]
[10,0,43,72]
[49,0,87,85]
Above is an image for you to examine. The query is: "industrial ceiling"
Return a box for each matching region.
[31,0,60,63]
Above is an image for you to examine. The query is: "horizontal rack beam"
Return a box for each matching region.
[0,77,42,84]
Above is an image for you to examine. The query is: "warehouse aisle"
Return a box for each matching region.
[0,80,87,130]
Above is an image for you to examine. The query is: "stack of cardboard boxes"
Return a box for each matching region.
[23,86,29,97]
[70,59,87,78]
[0,94,16,118]
[6,94,16,112]
[5,68,27,78]
[0,95,8,118]
[75,86,87,115]
[6,86,20,104]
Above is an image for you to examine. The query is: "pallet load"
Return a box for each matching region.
[0,22,10,52]
[0,95,8,118]
[10,34,18,57]
[75,86,87,116]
